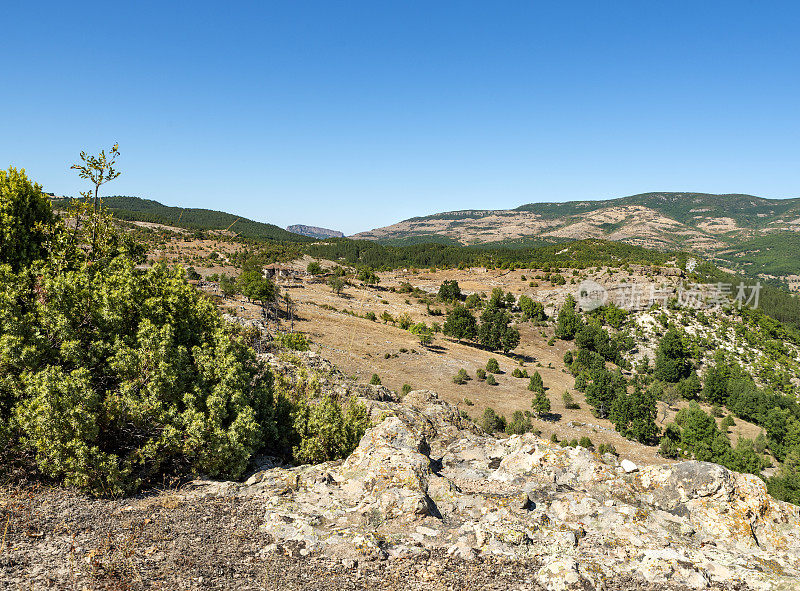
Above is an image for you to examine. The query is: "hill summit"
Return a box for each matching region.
[287,224,344,239]
[353,191,800,251]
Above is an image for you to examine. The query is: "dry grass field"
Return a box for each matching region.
[180,250,765,470]
[129,225,769,472]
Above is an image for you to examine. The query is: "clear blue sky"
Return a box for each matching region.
[2,1,799,234]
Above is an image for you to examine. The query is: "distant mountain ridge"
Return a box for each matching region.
[353,192,800,272]
[287,224,344,239]
[51,196,311,243]
[352,192,800,279]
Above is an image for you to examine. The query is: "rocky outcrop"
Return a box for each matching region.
[189,388,800,590]
[286,224,344,239]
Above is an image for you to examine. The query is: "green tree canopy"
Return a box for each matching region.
[654,327,692,383]
[0,167,54,271]
[518,295,546,321]
[555,294,581,340]
[443,305,477,341]
[478,304,520,352]
[438,279,461,302]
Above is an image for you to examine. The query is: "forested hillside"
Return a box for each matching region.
[52,196,311,243]
[353,192,800,279]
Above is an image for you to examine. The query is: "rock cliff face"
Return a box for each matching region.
[190,388,800,590]
[286,224,344,239]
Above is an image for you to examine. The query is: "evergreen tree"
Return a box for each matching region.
[437,279,461,302]
[0,167,54,271]
[555,294,581,340]
[478,304,520,352]
[532,391,551,417]
[443,305,477,341]
[654,327,691,383]
[702,363,729,405]
[528,371,544,393]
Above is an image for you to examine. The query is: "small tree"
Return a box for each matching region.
[555,294,581,340]
[518,295,546,321]
[410,322,434,346]
[438,280,461,302]
[219,274,237,297]
[479,407,506,433]
[528,371,544,393]
[478,304,519,352]
[654,327,691,383]
[453,369,471,385]
[506,411,532,435]
[328,275,346,295]
[443,305,477,342]
[562,391,579,409]
[70,143,121,252]
[357,267,380,286]
[532,391,551,417]
[370,374,382,385]
[307,261,323,275]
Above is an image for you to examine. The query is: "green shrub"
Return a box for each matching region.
[401,384,413,396]
[486,374,498,386]
[479,407,506,433]
[597,443,617,456]
[365,311,377,321]
[476,368,487,380]
[550,433,559,443]
[463,398,474,406]
[291,396,370,465]
[486,358,500,374]
[398,313,413,330]
[528,371,544,393]
[659,436,680,459]
[0,167,54,271]
[275,331,310,351]
[511,368,528,378]
[370,374,382,385]
[721,415,736,430]
[505,410,533,435]
[7,256,279,496]
[578,436,594,449]
[563,351,574,365]
[453,368,471,384]
[562,391,580,409]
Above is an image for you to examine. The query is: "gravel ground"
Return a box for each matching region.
[0,485,749,591]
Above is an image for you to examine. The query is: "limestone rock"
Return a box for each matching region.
[194,359,800,590]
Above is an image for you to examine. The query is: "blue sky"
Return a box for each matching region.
[2,1,799,234]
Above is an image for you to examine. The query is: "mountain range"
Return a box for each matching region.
[51,192,800,280]
[353,192,800,278]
